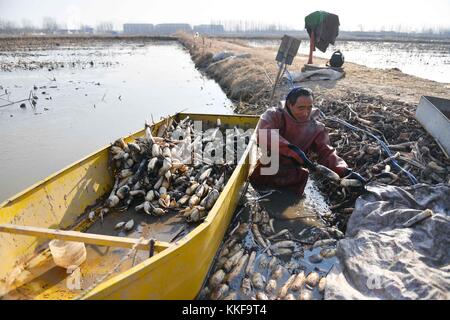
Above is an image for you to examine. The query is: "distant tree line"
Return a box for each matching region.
[0,17,115,34]
[0,18,296,35]
[210,19,295,33]
[357,23,450,35]
[0,17,449,37]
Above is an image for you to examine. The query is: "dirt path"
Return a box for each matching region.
[179,34,450,110]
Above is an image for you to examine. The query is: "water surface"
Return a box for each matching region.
[0,41,233,202]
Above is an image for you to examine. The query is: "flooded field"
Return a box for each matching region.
[245,39,450,83]
[0,40,233,202]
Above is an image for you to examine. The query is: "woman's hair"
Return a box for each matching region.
[285,87,314,107]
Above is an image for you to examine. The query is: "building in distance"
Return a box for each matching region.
[123,23,154,34]
[193,24,225,35]
[154,23,192,35]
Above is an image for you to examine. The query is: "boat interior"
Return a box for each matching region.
[0,113,258,300]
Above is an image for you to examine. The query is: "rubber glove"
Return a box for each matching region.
[287,144,316,171]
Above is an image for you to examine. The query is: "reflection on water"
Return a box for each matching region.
[246,39,450,83]
[0,41,233,202]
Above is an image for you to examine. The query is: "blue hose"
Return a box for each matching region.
[320,111,418,185]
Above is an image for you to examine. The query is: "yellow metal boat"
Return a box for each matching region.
[0,113,259,300]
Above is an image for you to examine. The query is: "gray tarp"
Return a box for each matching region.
[287,68,344,82]
[325,183,450,300]
[212,51,235,62]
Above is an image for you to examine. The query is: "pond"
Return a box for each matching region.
[0,41,233,202]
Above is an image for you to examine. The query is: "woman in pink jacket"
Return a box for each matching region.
[249,87,365,196]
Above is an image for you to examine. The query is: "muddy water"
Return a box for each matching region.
[254,179,330,235]
[235,179,332,246]
[246,39,450,83]
[0,41,233,202]
[86,202,192,243]
[200,180,337,300]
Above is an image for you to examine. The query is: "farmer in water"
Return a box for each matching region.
[249,87,365,196]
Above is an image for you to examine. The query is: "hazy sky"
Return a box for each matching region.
[1,0,449,31]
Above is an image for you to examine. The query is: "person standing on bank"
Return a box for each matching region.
[249,87,365,196]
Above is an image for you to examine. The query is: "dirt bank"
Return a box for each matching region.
[179,34,450,108]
